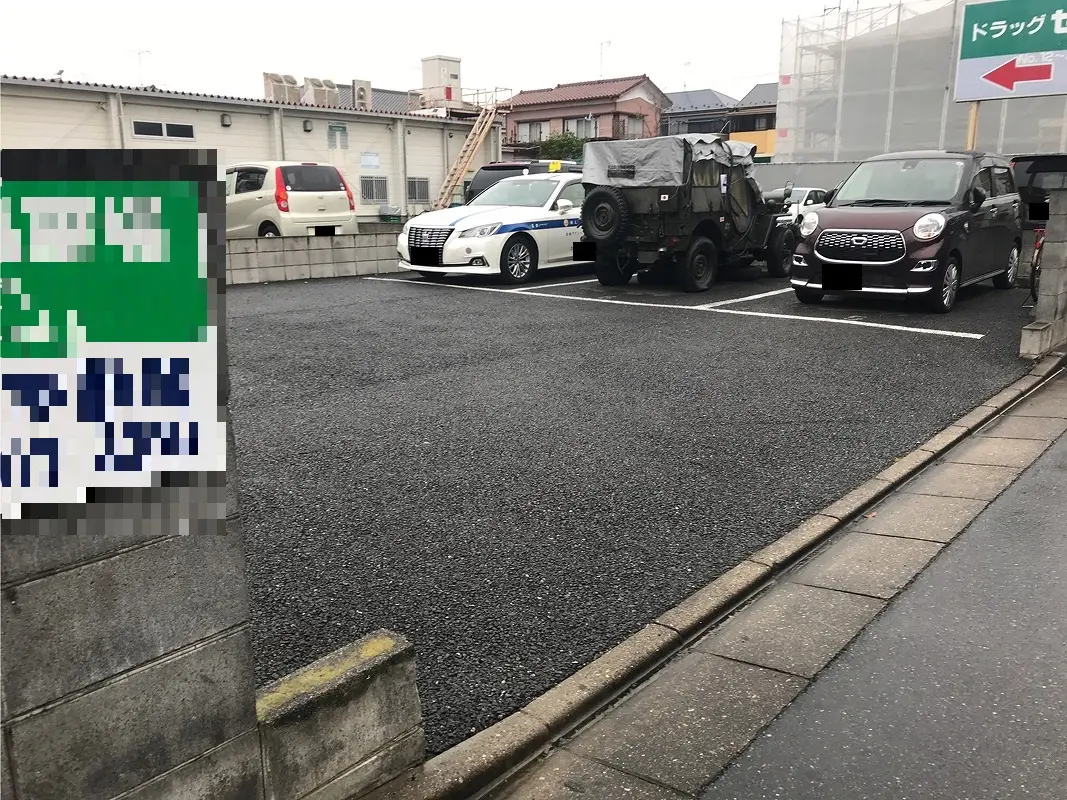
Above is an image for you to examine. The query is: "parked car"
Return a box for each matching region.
[465,160,582,204]
[1009,153,1067,230]
[790,149,1022,313]
[397,172,591,284]
[766,186,828,224]
[576,134,797,291]
[224,161,357,238]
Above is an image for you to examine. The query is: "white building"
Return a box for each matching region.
[0,64,505,220]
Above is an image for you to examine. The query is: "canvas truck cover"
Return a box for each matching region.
[582,134,758,188]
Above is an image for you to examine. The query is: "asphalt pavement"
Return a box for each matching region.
[227,268,1035,755]
[704,417,1067,800]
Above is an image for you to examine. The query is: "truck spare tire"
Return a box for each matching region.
[581,186,631,248]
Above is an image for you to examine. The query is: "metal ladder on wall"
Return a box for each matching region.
[433,105,498,210]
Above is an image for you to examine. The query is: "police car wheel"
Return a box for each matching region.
[499,235,538,285]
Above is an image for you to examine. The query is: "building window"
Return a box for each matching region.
[626,115,644,137]
[515,121,546,142]
[360,176,389,204]
[131,120,195,140]
[407,177,430,204]
[755,116,769,131]
[327,123,349,150]
[564,117,597,138]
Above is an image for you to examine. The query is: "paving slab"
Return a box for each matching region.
[901,461,1020,501]
[1006,392,1067,419]
[942,436,1052,468]
[850,493,988,543]
[701,434,1067,800]
[491,749,678,800]
[564,653,806,796]
[693,583,884,679]
[977,414,1067,441]
[789,532,943,600]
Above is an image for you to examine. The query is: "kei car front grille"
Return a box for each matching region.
[815,230,907,264]
[407,227,452,267]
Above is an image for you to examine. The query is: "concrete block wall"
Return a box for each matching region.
[226,225,408,286]
[1021,189,1067,358]
[0,477,263,800]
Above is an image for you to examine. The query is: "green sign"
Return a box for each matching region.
[960,0,1067,60]
[2,181,207,359]
[1,155,224,518]
[955,0,1067,101]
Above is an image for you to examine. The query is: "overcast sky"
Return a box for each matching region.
[2,0,921,103]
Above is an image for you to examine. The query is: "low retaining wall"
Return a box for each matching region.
[227,226,407,286]
[257,631,424,800]
[1021,188,1067,358]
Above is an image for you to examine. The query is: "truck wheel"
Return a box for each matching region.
[680,237,717,293]
[582,187,631,249]
[593,254,634,286]
[767,226,797,278]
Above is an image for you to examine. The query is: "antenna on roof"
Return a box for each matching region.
[683,61,691,91]
[599,41,611,79]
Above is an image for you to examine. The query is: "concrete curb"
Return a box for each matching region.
[369,351,1067,800]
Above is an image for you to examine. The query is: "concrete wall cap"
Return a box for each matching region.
[256,629,411,723]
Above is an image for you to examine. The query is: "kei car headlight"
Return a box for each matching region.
[913,213,946,241]
[799,211,819,238]
[458,223,501,238]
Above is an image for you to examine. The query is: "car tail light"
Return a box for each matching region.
[338,170,355,211]
[274,167,289,212]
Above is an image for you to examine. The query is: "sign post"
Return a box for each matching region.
[955,0,1067,148]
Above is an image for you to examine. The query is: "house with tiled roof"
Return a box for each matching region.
[659,82,779,159]
[504,75,671,144]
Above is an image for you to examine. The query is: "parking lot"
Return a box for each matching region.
[228,265,1034,756]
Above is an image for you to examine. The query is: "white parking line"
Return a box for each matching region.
[709,307,985,339]
[509,278,601,292]
[695,287,795,308]
[365,276,985,339]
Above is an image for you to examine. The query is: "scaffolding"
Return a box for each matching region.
[776,0,1067,162]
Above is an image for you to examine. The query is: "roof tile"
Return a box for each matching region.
[509,75,651,107]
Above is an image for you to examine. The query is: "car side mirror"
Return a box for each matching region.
[824,188,836,205]
[970,187,987,209]
[556,199,574,214]
[783,180,795,202]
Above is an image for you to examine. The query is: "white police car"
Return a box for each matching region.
[397,172,591,284]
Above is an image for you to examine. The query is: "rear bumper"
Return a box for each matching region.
[276,217,358,237]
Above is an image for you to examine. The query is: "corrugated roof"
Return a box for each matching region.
[737,82,778,108]
[663,88,739,114]
[0,75,474,121]
[509,75,655,107]
[336,85,415,115]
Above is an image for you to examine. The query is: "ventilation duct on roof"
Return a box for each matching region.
[351,80,373,111]
[263,72,302,104]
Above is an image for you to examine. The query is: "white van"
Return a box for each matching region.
[225,161,358,238]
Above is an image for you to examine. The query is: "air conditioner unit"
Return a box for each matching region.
[301,77,330,106]
[352,79,373,111]
[263,72,302,104]
[321,78,340,108]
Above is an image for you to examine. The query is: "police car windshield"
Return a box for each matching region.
[469,178,558,207]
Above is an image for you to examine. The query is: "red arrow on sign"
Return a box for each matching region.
[982,58,1054,91]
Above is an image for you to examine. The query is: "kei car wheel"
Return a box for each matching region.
[499,235,538,285]
[259,222,281,237]
[992,243,1019,289]
[680,237,717,293]
[926,255,960,313]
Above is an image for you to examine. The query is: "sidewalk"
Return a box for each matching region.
[490,371,1067,800]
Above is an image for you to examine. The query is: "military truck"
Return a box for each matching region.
[573,134,798,292]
